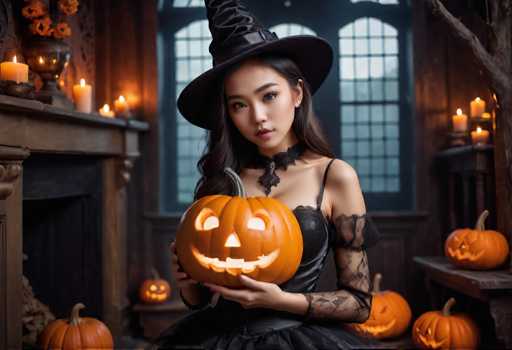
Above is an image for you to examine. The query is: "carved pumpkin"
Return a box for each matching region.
[139,268,171,304]
[38,303,113,350]
[413,298,479,350]
[348,273,411,339]
[176,168,303,287]
[445,210,509,270]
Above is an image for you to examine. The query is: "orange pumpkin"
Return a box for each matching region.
[176,168,303,287]
[413,298,480,350]
[139,268,171,304]
[38,303,113,350]
[445,210,509,270]
[349,273,411,339]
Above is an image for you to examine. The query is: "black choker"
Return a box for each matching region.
[250,143,306,196]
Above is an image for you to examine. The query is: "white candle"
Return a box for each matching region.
[452,108,468,132]
[99,103,115,118]
[72,78,92,113]
[471,126,489,145]
[470,97,486,118]
[0,55,29,83]
[114,95,130,116]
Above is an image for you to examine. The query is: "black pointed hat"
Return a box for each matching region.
[177,0,333,130]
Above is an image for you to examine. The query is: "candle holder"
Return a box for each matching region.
[448,131,468,147]
[469,117,493,144]
[22,37,73,109]
[0,80,35,99]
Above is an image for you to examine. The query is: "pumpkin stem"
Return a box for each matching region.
[475,210,489,230]
[150,267,160,279]
[224,167,246,197]
[372,273,382,293]
[69,303,85,326]
[442,298,456,316]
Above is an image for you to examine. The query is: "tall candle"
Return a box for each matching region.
[471,126,489,145]
[0,55,29,83]
[452,108,468,132]
[72,78,92,113]
[114,95,130,116]
[470,97,485,118]
[99,103,115,117]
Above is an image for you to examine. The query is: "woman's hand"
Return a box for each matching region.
[204,275,286,310]
[170,241,197,288]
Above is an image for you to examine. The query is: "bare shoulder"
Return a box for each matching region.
[325,159,360,187]
[325,159,365,216]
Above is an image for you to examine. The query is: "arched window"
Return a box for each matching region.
[338,18,400,193]
[270,24,316,37]
[174,20,211,203]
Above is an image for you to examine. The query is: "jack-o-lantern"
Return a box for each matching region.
[348,273,411,339]
[38,303,113,350]
[445,210,509,270]
[413,298,480,350]
[176,168,303,287]
[139,268,171,303]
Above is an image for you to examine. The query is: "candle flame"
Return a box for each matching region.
[80,78,86,87]
[476,126,482,133]
[475,97,480,102]
[119,95,126,103]
[12,55,17,63]
[456,108,462,115]
[102,104,111,112]
[38,56,44,64]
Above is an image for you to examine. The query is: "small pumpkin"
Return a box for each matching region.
[445,210,509,270]
[348,273,411,339]
[38,303,113,350]
[176,168,303,287]
[413,298,480,350]
[139,268,171,304]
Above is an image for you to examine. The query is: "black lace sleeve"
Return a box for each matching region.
[302,214,379,323]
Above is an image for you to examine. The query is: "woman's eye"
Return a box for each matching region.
[231,102,245,111]
[263,92,278,102]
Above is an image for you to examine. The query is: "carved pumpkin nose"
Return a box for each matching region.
[225,233,241,247]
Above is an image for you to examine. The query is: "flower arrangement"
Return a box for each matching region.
[21,0,78,39]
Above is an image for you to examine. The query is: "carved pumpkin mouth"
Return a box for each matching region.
[359,319,396,336]
[191,246,280,275]
[417,328,446,349]
[447,247,484,261]
[144,292,167,301]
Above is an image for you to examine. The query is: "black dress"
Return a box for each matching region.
[151,159,380,350]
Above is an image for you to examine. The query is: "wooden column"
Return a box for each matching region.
[0,145,30,350]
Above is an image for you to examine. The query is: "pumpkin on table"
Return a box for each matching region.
[175,168,303,287]
[445,210,509,270]
[38,303,113,350]
[412,298,480,350]
[139,267,171,304]
[348,273,411,339]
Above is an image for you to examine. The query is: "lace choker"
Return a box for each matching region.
[250,143,306,196]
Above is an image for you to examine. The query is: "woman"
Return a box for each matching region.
[153,1,380,349]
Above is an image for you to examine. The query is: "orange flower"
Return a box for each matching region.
[58,0,79,16]
[22,0,47,19]
[29,16,53,36]
[53,22,72,39]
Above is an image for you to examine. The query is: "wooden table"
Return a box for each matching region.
[414,256,512,349]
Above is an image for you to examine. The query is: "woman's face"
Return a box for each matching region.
[224,58,303,156]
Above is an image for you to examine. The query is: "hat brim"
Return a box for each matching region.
[177,35,333,130]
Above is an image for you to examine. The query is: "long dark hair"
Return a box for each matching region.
[194,54,334,200]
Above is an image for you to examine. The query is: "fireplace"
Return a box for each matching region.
[22,154,103,319]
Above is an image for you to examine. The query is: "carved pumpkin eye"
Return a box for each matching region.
[248,217,266,231]
[149,285,157,292]
[195,208,220,231]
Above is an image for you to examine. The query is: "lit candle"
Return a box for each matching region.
[471,126,489,145]
[99,103,115,118]
[470,97,486,118]
[114,95,130,116]
[481,112,491,120]
[0,55,29,83]
[452,108,468,132]
[72,78,92,113]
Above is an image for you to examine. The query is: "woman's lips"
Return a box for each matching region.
[256,129,273,139]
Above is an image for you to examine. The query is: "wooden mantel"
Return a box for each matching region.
[0,94,148,350]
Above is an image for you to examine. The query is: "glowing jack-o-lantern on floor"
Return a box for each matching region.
[445,210,509,270]
[413,298,480,350]
[348,273,411,339]
[175,168,303,287]
[139,268,171,304]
